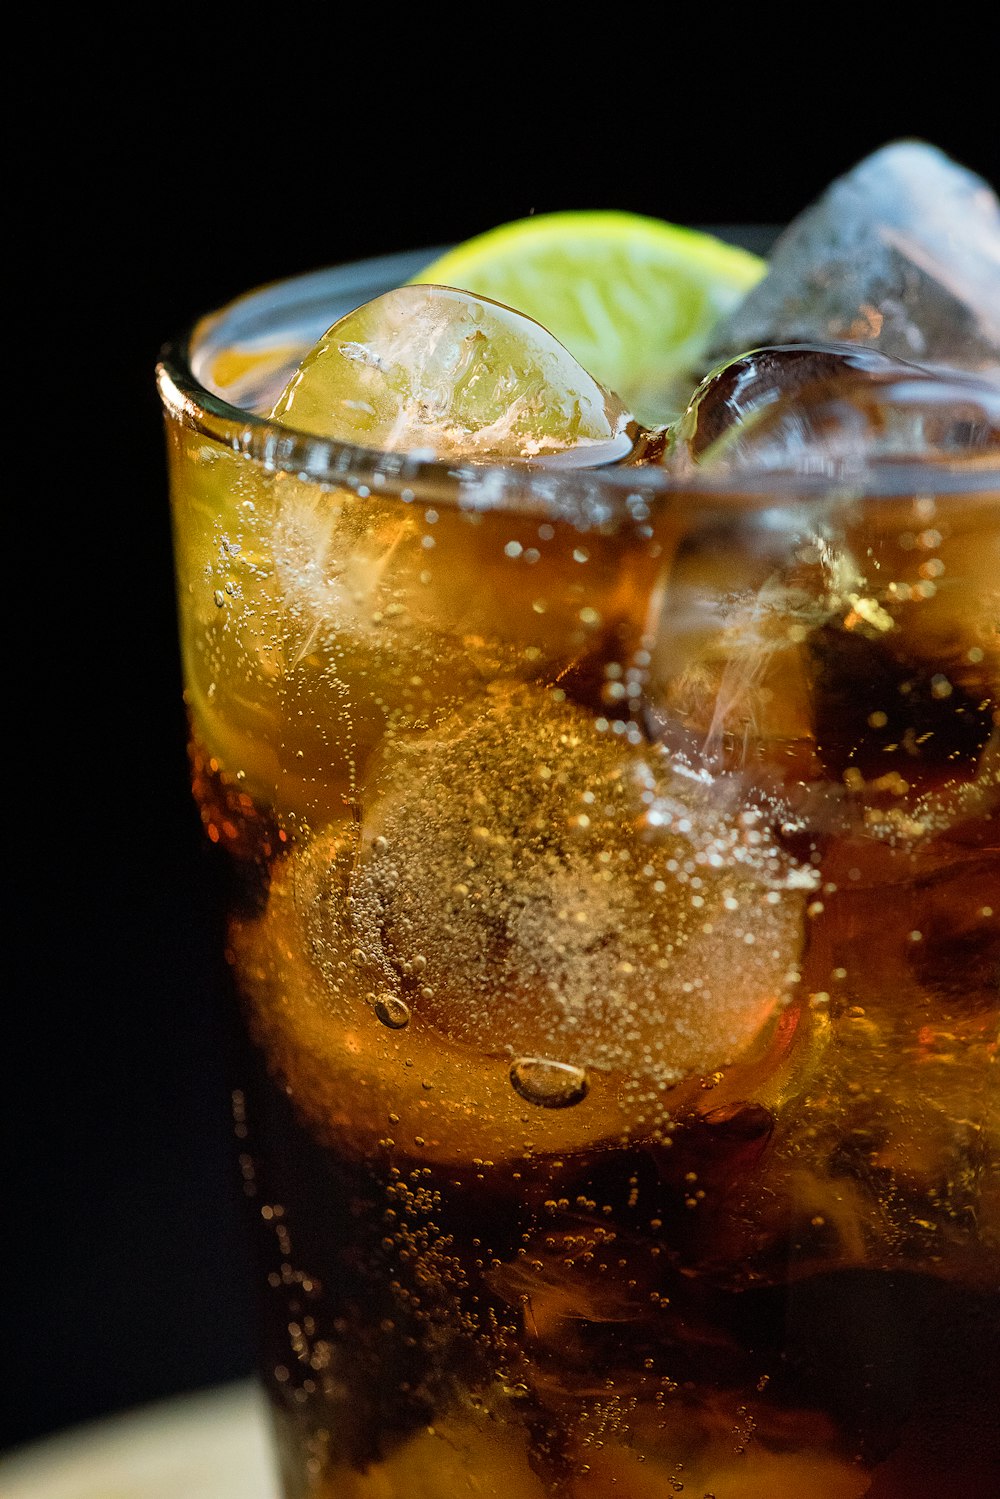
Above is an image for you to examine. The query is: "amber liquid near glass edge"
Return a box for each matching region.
[159,244,999,1499]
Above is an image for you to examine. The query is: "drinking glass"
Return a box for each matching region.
[157,252,999,1498]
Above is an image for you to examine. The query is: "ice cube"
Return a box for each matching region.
[175,285,667,833]
[702,140,1000,381]
[651,773,998,1295]
[648,506,998,812]
[670,343,893,464]
[323,1400,547,1499]
[353,686,809,1104]
[645,497,860,787]
[173,423,671,832]
[669,343,1000,472]
[271,284,637,465]
[650,349,999,797]
[741,846,1000,1290]
[261,468,670,816]
[231,819,694,1168]
[170,444,484,830]
[228,821,628,1166]
[230,684,814,1164]
[568,1400,872,1499]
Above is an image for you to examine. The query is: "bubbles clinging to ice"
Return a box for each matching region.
[227,678,821,1163]
[345,684,809,1088]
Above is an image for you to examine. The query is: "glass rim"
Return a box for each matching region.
[156,249,1000,522]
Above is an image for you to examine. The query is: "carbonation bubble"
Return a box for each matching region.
[374,994,411,1030]
[510,1057,590,1109]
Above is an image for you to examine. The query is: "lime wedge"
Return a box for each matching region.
[410,212,766,423]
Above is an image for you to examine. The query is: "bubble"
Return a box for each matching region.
[374,993,411,1030]
[510,1057,590,1109]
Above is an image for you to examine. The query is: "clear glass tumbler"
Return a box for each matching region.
[157,254,999,1499]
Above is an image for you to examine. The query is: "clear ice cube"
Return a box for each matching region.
[271,284,637,465]
[251,465,671,823]
[230,684,816,1164]
[351,685,809,1098]
[647,491,998,806]
[731,842,1000,1290]
[702,140,1000,381]
[669,343,1000,472]
[650,346,999,800]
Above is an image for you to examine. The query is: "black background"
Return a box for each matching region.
[9,20,999,1457]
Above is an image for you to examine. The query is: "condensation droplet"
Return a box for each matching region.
[509,1057,589,1109]
[374,994,411,1029]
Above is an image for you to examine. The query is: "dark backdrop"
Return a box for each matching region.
[9,22,999,1455]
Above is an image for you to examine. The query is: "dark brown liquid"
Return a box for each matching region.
[173,400,1000,1494]
[206,748,1000,1497]
[233,1031,1000,1499]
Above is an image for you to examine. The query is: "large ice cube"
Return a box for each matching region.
[170,443,488,832]
[172,421,671,834]
[170,287,667,832]
[231,685,817,1165]
[650,346,999,797]
[627,808,999,1301]
[734,843,1000,1291]
[647,498,998,807]
[702,140,1000,380]
[669,344,1000,472]
[355,687,809,1093]
[259,468,670,818]
[271,284,637,465]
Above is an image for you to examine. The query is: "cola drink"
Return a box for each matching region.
[158,175,999,1495]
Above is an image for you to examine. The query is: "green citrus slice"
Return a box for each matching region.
[410,211,766,423]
